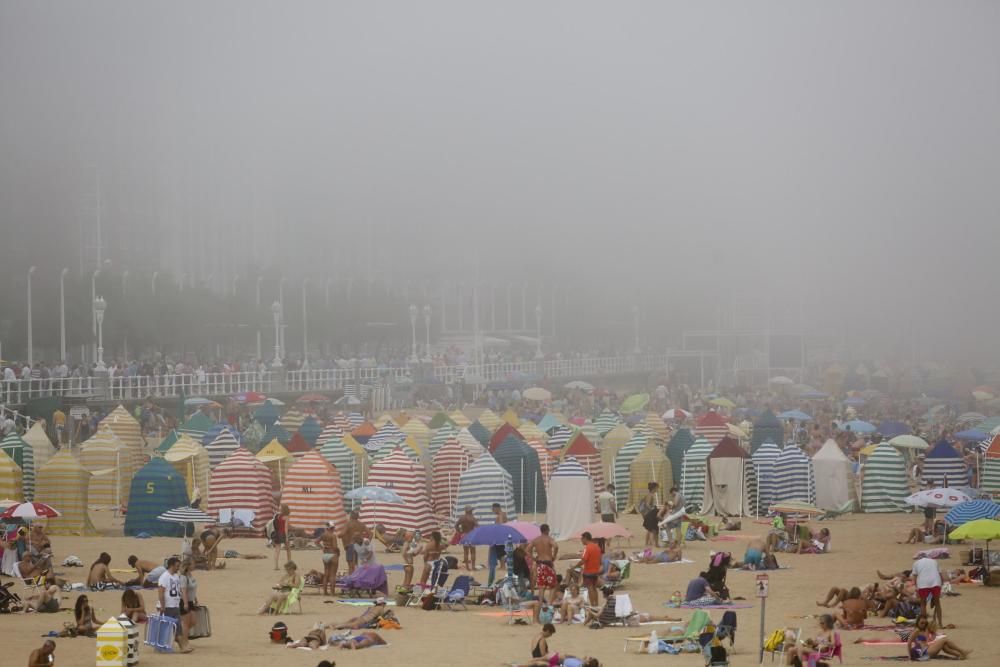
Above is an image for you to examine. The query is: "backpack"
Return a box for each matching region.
[762,553,779,570]
[269,622,289,643]
[763,628,785,652]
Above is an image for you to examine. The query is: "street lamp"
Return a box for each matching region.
[27,266,36,367]
[271,301,283,367]
[60,268,69,362]
[423,305,432,361]
[151,271,159,296]
[91,266,102,361]
[301,278,310,370]
[94,296,107,372]
[279,276,287,359]
[632,305,641,354]
[255,276,263,360]
[409,304,419,363]
[121,269,128,297]
[534,304,543,359]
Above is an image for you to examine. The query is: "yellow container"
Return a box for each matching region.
[96,617,128,667]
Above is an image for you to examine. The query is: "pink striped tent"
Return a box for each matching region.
[431,438,470,517]
[563,432,605,498]
[359,448,437,533]
[280,451,347,533]
[695,411,729,446]
[207,447,276,534]
[526,440,555,490]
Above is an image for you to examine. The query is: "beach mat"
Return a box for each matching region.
[334,599,397,606]
[475,610,529,617]
[666,603,754,610]
[860,657,957,662]
[709,534,759,541]
[656,559,695,565]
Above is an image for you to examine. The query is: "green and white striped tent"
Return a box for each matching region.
[666,428,695,486]
[680,437,715,512]
[981,435,1000,494]
[319,436,361,494]
[429,423,459,458]
[0,433,35,501]
[861,443,909,513]
[593,410,621,437]
[612,432,648,510]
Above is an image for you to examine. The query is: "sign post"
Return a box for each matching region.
[756,573,769,665]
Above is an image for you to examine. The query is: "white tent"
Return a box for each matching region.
[546,457,594,540]
[812,439,853,511]
[700,437,751,516]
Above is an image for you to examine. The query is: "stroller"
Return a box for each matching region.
[0,581,23,613]
[336,564,388,598]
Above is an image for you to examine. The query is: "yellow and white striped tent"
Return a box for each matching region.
[100,405,146,471]
[164,434,211,504]
[449,411,472,429]
[401,418,431,453]
[517,420,547,444]
[278,409,306,433]
[34,450,97,535]
[643,412,669,446]
[256,439,293,489]
[476,409,503,433]
[0,449,23,501]
[22,422,57,469]
[79,428,134,509]
[501,409,521,428]
[600,424,634,484]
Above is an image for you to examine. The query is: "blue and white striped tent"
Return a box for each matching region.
[453,454,517,524]
[346,412,364,428]
[612,432,649,510]
[547,457,594,539]
[861,443,909,513]
[751,442,782,516]
[679,437,714,512]
[319,436,360,495]
[428,423,458,457]
[771,445,816,505]
[666,428,695,486]
[922,439,967,488]
[546,425,574,452]
[205,427,241,470]
[494,435,547,514]
[468,421,492,447]
[201,422,234,447]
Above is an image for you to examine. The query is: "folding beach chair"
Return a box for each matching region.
[623,609,710,652]
[271,579,304,615]
[439,575,474,611]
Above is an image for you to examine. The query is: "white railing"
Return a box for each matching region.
[0,377,95,405]
[105,371,273,400]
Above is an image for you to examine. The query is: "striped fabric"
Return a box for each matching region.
[771,445,816,505]
[164,435,211,504]
[34,450,97,535]
[317,423,344,449]
[428,424,458,457]
[861,443,909,513]
[207,448,276,533]
[467,421,492,447]
[205,428,241,469]
[601,424,634,488]
[80,428,134,509]
[319,436,360,494]
[629,442,672,508]
[100,405,146,472]
[593,410,621,437]
[517,420,547,444]
[0,433,34,501]
[280,451,348,532]
[359,448,437,533]
[456,428,486,460]
[695,411,729,447]
[500,409,521,427]
[922,440,967,488]
[546,425,574,453]
[278,409,306,432]
[563,432,604,498]
[750,442,782,516]
[330,414,352,434]
[449,411,471,429]
[578,422,601,448]
[666,428,695,486]
[256,440,293,489]
[431,438,470,517]
[453,453,517,524]
[613,432,649,510]
[644,412,669,445]
[401,418,432,452]
[526,440,554,490]
[489,423,525,453]
[476,409,503,432]
[124,458,189,537]
[982,459,1000,494]
[494,436,548,514]
[346,412,364,428]
[200,422,234,447]
[22,422,56,470]
[0,449,23,501]
[679,437,714,512]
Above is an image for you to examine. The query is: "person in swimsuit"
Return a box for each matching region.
[333,599,388,629]
[285,625,328,649]
[630,542,683,564]
[402,529,423,587]
[639,482,660,546]
[530,524,560,603]
[559,584,586,624]
[86,552,123,589]
[455,506,478,570]
[125,556,161,587]
[906,615,971,661]
[73,594,99,636]
[419,531,446,586]
[532,624,555,659]
[341,511,368,575]
[317,521,340,596]
[197,527,229,570]
[272,505,292,571]
[332,630,386,650]
[23,584,61,613]
[120,589,147,623]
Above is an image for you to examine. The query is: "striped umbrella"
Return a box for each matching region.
[0,501,60,520]
[957,412,985,427]
[157,505,213,526]
[944,500,1000,527]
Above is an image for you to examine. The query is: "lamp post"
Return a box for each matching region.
[94,296,107,372]
[27,266,36,367]
[60,268,69,362]
[301,278,310,370]
[91,267,101,361]
[534,304,543,359]
[423,305,432,361]
[151,271,159,296]
[409,304,419,363]
[506,282,514,331]
[279,276,287,359]
[271,301,283,367]
[632,304,641,354]
[255,277,263,361]
[521,283,528,331]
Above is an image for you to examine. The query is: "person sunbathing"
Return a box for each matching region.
[906,615,971,661]
[559,584,587,624]
[332,630,386,649]
[373,524,406,553]
[333,598,388,629]
[86,552,123,589]
[257,561,302,614]
[285,624,328,650]
[23,584,61,613]
[831,587,867,629]
[630,542,683,564]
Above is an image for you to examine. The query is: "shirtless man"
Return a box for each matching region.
[317,521,341,596]
[491,502,508,524]
[342,511,368,574]
[402,530,423,587]
[530,524,559,603]
[16,553,47,581]
[832,587,868,628]
[455,506,478,570]
[126,556,160,587]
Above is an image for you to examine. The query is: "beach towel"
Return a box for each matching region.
[334,599,398,606]
[913,547,949,560]
[665,602,753,609]
[859,657,958,662]
[657,558,695,565]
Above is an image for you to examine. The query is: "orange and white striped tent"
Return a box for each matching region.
[207,448,276,533]
[431,438,470,518]
[279,450,347,533]
[360,448,437,533]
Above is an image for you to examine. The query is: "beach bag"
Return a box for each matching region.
[269,621,289,643]
[763,628,785,652]
[264,516,278,542]
[762,553,779,570]
[539,605,555,625]
[420,593,437,611]
[188,605,212,639]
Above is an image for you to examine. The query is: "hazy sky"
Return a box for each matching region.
[2,2,998,358]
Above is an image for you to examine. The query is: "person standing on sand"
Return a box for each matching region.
[157,557,193,653]
[455,506,478,570]
[317,521,340,596]
[912,555,943,627]
[530,524,559,603]
[595,484,616,523]
[271,505,292,571]
[492,502,508,524]
[574,532,602,607]
[342,511,368,574]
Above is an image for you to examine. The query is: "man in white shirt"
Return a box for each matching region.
[596,484,617,522]
[157,557,193,653]
[912,555,943,627]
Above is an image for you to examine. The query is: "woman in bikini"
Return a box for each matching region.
[74,594,99,636]
[906,615,971,661]
[402,529,423,588]
[120,589,147,623]
[86,552,123,589]
[332,630,386,649]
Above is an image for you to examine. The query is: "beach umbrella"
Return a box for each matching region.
[842,397,866,407]
[296,393,330,404]
[957,412,985,427]
[955,429,988,442]
[768,500,824,516]
[905,488,972,509]
[842,420,876,434]
[948,518,1000,567]
[503,520,541,541]
[569,521,632,540]
[778,410,812,422]
[344,486,404,503]
[564,381,594,392]
[709,397,735,409]
[523,387,552,402]
[888,435,929,450]
[184,397,217,407]
[877,421,911,439]
[944,500,1000,526]
[461,524,528,546]
[231,391,267,405]
[620,393,650,414]
[157,505,213,536]
[0,498,18,509]
[0,501,60,520]
[662,408,692,421]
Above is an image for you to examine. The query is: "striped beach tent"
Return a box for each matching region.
[256,440,293,489]
[750,442,782,516]
[330,413,353,434]
[207,448,276,533]
[861,443,909,513]
[100,405,146,471]
[279,409,306,433]
[373,413,397,429]
[546,457,594,540]
[319,435,361,494]
[981,435,1000,494]
[0,433,34,501]
[526,440,555,489]
[666,428,695,486]
[536,413,563,435]
[124,458,189,537]
[428,412,454,430]
[629,441,672,509]
[280,451,347,533]
[563,432,604,498]
[298,416,323,446]
[179,412,215,441]
[351,421,376,444]
[546,425,574,453]
[359,448,437,533]
[489,422,525,453]
[285,432,313,459]
[695,411,729,447]
[401,418,432,452]
[317,423,344,449]
[477,409,503,432]
[428,423,458,457]
[644,412,669,445]
[772,445,816,505]
[164,434,211,504]
[751,410,784,453]
[0,449,22,501]
[205,428,241,469]
[79,428,133,509]
[431,438,470,518]
[501,409,521,428]
[467,421,492,448]
[612,432,649,510]
[449,411,471,429]
[579,422,601,448]
[680,437,714,512]
[453,454,517,524]
[601,424,634,489]
[156,430,179,455]
[23,422,56,470]
[200,422,233,448]
[456,428,486,460]
[346,412,365,428]
[34,450,97,535]
[494,436,548,514]
[252,400,281,427]
[922,440,967,488]
[593,410,621,437]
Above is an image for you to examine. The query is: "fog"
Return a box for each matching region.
[1,2,998,363]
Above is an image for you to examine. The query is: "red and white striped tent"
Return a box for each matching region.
[526,440,555,490]
[431,438,470,518]
[563,431,605,498]
[359,448,437,533]
[695,411,729,446]
[279,451,347,533]
[207,447,276,534]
